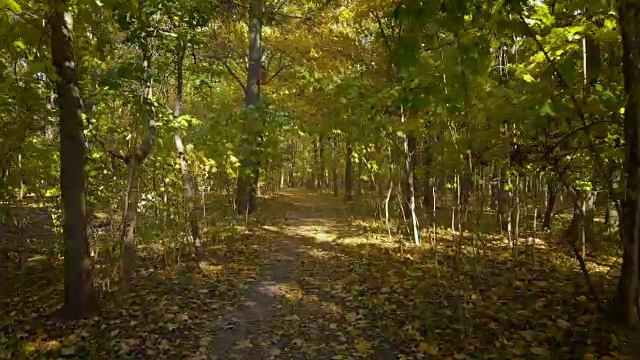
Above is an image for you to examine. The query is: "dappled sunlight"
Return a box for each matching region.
[1,189,635,359]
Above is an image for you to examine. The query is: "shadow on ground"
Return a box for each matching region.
[0,189,635,359]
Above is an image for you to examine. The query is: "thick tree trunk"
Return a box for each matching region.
[613,0,640,328]
[236,0,263,214]
[344,141,353,201]
[50,2,94,319]
[173,40,203,263]
[120,43,157,292]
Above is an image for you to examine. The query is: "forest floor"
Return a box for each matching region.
[0,189,638,359]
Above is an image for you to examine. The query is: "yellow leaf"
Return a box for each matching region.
[531,347,546,356]
[418,341,438,355]
[235,339,253,349]
[354,339,371,354]
[61,346,76,356]
[345,312,358,323]
[555,319,570,330]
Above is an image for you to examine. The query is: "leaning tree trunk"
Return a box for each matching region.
[120,43,158,293]
[613,0,640,328]
[236,0,263,214]
[50,0,94,319]
[173,40,203,263]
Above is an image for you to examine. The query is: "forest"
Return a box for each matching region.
[1,0,640,358]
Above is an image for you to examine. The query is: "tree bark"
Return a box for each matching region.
[313,135,319,189]
[422,137,435,210]
[344,141,353,201]
[405,131,420,245]
[332,136,339,197]
[542,179,556,229]
[173,40,203,263]
[120,41,158,292]
[50,2,94,319]
[613,0,640,328]
[236,0,263,214]
[497,163,510,231]
[319,134,325,189]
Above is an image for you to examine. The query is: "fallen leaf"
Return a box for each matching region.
[418,341,439,355]
[531,347,546,356]
[354,338,371,354]
[235,339,253,350]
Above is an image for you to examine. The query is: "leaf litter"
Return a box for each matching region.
[0,189,637,359]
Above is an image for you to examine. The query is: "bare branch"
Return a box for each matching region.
[95,136,129,162]
[371,11,392,55]
[208,53,247,92]
[264,51,288,84]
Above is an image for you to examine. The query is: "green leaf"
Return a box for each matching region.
[13,40,25,50]
[0,0,21,12]
[539,102,556,117]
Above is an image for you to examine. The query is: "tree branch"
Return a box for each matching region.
[82,103,129,163]
[265,51,288,84]
[518,12,622,216]
[371,11,392,55]
[208,53,247,92]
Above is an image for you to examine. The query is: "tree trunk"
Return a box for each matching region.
[173,40,203,263]
[120,42,158,292]
[319,134,325,189]
[584,190,596,244]
[405,133,420,245]
[332,136,339,197]
[613,0,640,328]
[313,135,319,189]
[288,141,295,188]
[422,139,435,210]
[356,158,363,198]
[542,179,556,229]
[120,163,141,293]
[50,1,94,318]
[344,140,353,201]
[236,0,263,214]
[497,163,510,231]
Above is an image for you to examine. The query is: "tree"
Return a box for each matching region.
[49,0,93,319]
[235,0,264,214]
[613,0,640,328]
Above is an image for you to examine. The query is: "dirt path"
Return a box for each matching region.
[2,189,634,359]
[208,190,394,359]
